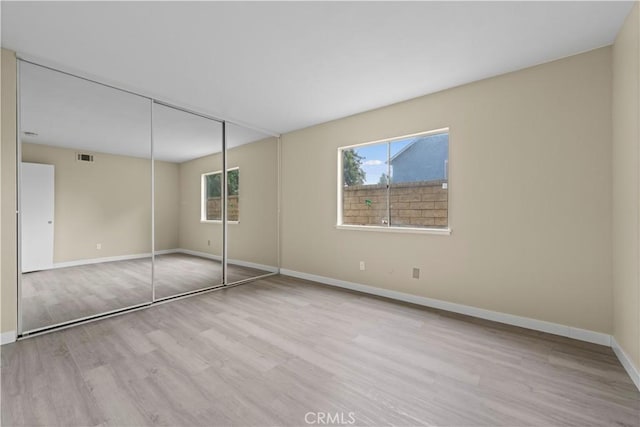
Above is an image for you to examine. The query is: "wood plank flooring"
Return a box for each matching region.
[21,253,270,332]
[3,275,639,426]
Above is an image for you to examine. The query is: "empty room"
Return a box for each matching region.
[0,1,639,426]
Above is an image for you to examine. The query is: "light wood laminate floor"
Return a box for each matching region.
[21,253,270,332]
[3,276,639,426]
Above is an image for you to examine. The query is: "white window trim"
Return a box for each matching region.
[335,224,451,235]
[336,127,451,235]
[201,167,240,222]
[200,220,240,224]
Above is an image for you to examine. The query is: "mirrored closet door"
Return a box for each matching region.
[152,102,224,300]
[19,62,153,333]
[18,59,281,336]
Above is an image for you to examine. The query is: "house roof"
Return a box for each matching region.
[389,132,448,163]
[389,137,419,163]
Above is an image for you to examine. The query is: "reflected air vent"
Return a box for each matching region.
[76,153,94,163]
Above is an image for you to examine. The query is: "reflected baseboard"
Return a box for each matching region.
[155,249,180,256]
[44,249,278,274]
[171,248,279,273]
[51,253,152,269]
[167,248,221,262]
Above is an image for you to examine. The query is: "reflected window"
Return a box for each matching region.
[201,168,240,222]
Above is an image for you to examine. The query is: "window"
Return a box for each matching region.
[338,129,449,232]
[201,168,239,222]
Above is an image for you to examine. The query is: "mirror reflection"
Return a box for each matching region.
[226,123,279,283]
[18,62,281,334]
[19,62,152,332]
[152,103,224,299]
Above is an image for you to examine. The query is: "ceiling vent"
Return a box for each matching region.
[76,153,94,163]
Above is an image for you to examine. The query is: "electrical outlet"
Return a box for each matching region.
[412,267,420,279]
[96,243,102,250]
[359,261,365,271]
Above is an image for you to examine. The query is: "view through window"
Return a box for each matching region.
[339,130,449,230]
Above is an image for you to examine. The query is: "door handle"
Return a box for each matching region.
[47,221,52,224]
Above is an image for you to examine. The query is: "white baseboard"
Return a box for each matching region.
[1,330,16,345]
[279,269,611,347]
[174,248,278,273]
[52,253,152,269]
[612,337,640,391]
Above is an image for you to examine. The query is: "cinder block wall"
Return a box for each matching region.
[342,180,448,227]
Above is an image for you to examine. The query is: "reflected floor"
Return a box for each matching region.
[21,253,271,332]
[154,253,269,299]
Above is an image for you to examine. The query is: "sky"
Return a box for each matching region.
[354,138,412,184]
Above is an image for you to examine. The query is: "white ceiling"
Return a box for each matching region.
[2,1,634,135]
[20,61,270,162]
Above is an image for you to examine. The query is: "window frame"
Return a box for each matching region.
[336,128,451,235]
[200,166,240,224]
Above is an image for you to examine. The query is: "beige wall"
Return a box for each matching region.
[154,160,180,251]
[613,3,640,370]
[178,138,279,267]
[22,143,179,262]
[281,47,613,333]
[1,49,17,334]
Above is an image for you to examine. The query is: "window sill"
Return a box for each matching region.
[200,220,240,224]
[335,224,451,235]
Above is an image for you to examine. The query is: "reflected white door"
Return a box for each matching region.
[21,162,54,273]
